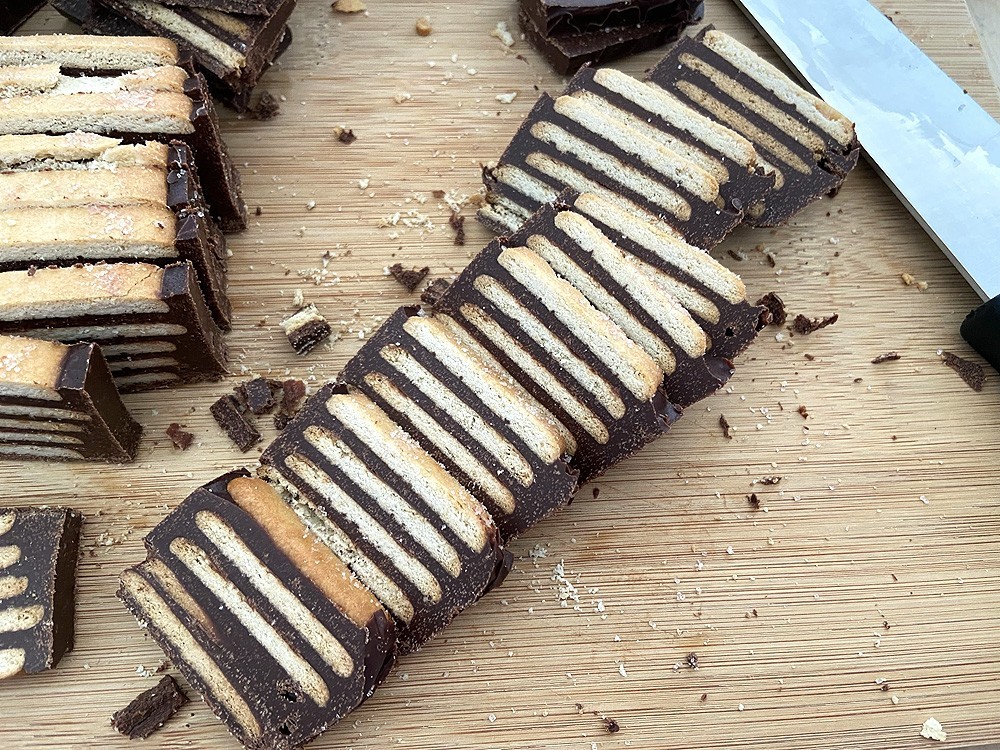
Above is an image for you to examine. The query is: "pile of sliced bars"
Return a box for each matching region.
[0,33,252,461]
[520,0,706,74]
[101,28,861,748]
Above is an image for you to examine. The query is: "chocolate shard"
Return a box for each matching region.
[0,336,142,462]
[547,190,765,360]
[433,235,681,482]
[388,263,429,294]
[1,1,46,34]
[261,385,506,653]
[0,135,231,330]
[647,28,860,226]
[340,306,579,541]
[0,262,229,393]
[111,674,188,740]
[479,90,741,249]
[210,394,261,452]
[499,197,732,407]
[522,0,703,37]
[281,304,332,355]
[119,473,392,750]
[0,507,83,679]
[564,66,775,218]
[518,6,702,76]
[235,377,280,415]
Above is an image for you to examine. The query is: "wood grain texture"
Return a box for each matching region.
[3,1,999,749]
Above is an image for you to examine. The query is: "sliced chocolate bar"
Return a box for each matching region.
[119,474,390,750]
[522,0,703,37]
[564,66,775,219]
[0,507,83,679]
[434,242,680,482]
[519,5,701,76]
[111,674,188,740]
[480,91,740,248]
[647,28,860,225]
[562,190,764,359]
[0,135,231,329]
[0,336,141,462]
[261,386,508,653]
[340,306,578,541]
[0,262,228,392]
[500,198,733,407]
[281,304,332,355]
[0,1,46,35]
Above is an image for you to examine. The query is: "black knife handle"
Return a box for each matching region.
[961,295,1000,373]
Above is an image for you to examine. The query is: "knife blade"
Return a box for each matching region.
[731,0,1000,372]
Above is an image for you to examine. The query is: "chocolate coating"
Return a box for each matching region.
[523,0,703,37]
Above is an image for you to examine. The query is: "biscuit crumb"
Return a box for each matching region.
[332,0,365,12]
[415,17,432,36]
[901,272,929,291]
[919,718,946,741]
[491,21,514,47]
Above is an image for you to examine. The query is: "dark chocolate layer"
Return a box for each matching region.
[523,0,703,37]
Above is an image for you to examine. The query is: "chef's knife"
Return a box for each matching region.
[731,0,1000,372]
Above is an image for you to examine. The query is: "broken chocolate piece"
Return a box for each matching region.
[165,423,194,451]
[389,263,430,294]
[111,674,188,740]
[449,212,466,246]
[0,336,142,462]
[249,90,280,121]
[523,0,702,37]
[0,507,83,679]
[941,350,986,392]
[719,414,732,440]
[281,304,332,355]
[210,395,261,452]
[336,127,357,144]
[260,385,507,652]
[420,278,451,306]
[871,352,901,364]
[791,313,839,335]
[756,292,786,327]
[235,377,279,415]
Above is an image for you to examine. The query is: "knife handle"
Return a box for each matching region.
[961,295,1000,373]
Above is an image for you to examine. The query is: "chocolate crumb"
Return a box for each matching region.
[280,379,307,415]
[719,414,733,440]
[791,313,839,334]
[804,353,816,361]
[757,476,781,485]
[250,91,280,120]
[798,405,809,419]
[686,652,699,669]
[334,127,357,144]
[210,395,261,452]
[389,263,430,293]
[592,487,600,499]
[111,675,188,740]
[604,717,620,733]
[26,265,37,277]
[254,206,262,216]
[235,377,280,415]
[415,16,432,35]
[165,423,194,451]
[748,493,760,510]
[756,292,786,326]
[700,693,708,702]
[420,277,451,305]
[880,682,890,692]
[941,351,986,392]
[765,252,777,267]
[727,249,745,261]
[449,212,466,246]
[871,352,901,364]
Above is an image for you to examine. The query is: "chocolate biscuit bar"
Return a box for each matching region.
[519,5,701,76]
[0,135,231,328]
[261,386,508,653]
[0,507,83,679]
[564,66,775,219]
[522,0,703,37]
[434,242,680,482]
[281,304,332,355]
[120,473,393,750]
[0,262,228,392]
[1,1,46,35]
[0,336,141,462]
[500,198,733,407]
[647,28,860,225]
[480,91,741,248]
[340,307,578,541]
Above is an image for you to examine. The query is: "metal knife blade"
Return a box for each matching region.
[732,0,1000,371]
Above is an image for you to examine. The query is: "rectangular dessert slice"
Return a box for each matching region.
[0,335,141,462]
[433,241,680,482]
[647,28,860,225]
[0,507,83,679]
[499,197,735,407]
[0,261,228,392]
[0,34,247,232]
[119,472,393,750]
[261,386,509,653]
[0,134,231,328]
[480,90,740,248]
[339,306,579,541]
[1,1,47,35]
[564,66,775,220]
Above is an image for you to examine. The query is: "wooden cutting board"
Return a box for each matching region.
[5,2,1000,748]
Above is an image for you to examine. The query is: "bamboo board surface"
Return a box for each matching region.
[4,1,1000,748]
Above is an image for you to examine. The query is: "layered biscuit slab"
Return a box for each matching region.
[120,473,393,750]
[647,28,860,225]
[434,242,680,482]
[480,91,740,248]
[500,198,734,407]
[0,134,230,328]
[0,262,227,392]
[0,507,83,680]
[261,386,508,653]
[340,306,579,541]
[0,336,141,462]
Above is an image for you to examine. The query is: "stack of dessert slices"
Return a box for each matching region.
[50,0,295,111]
[0,34,248,461]
[117,29,859,749]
